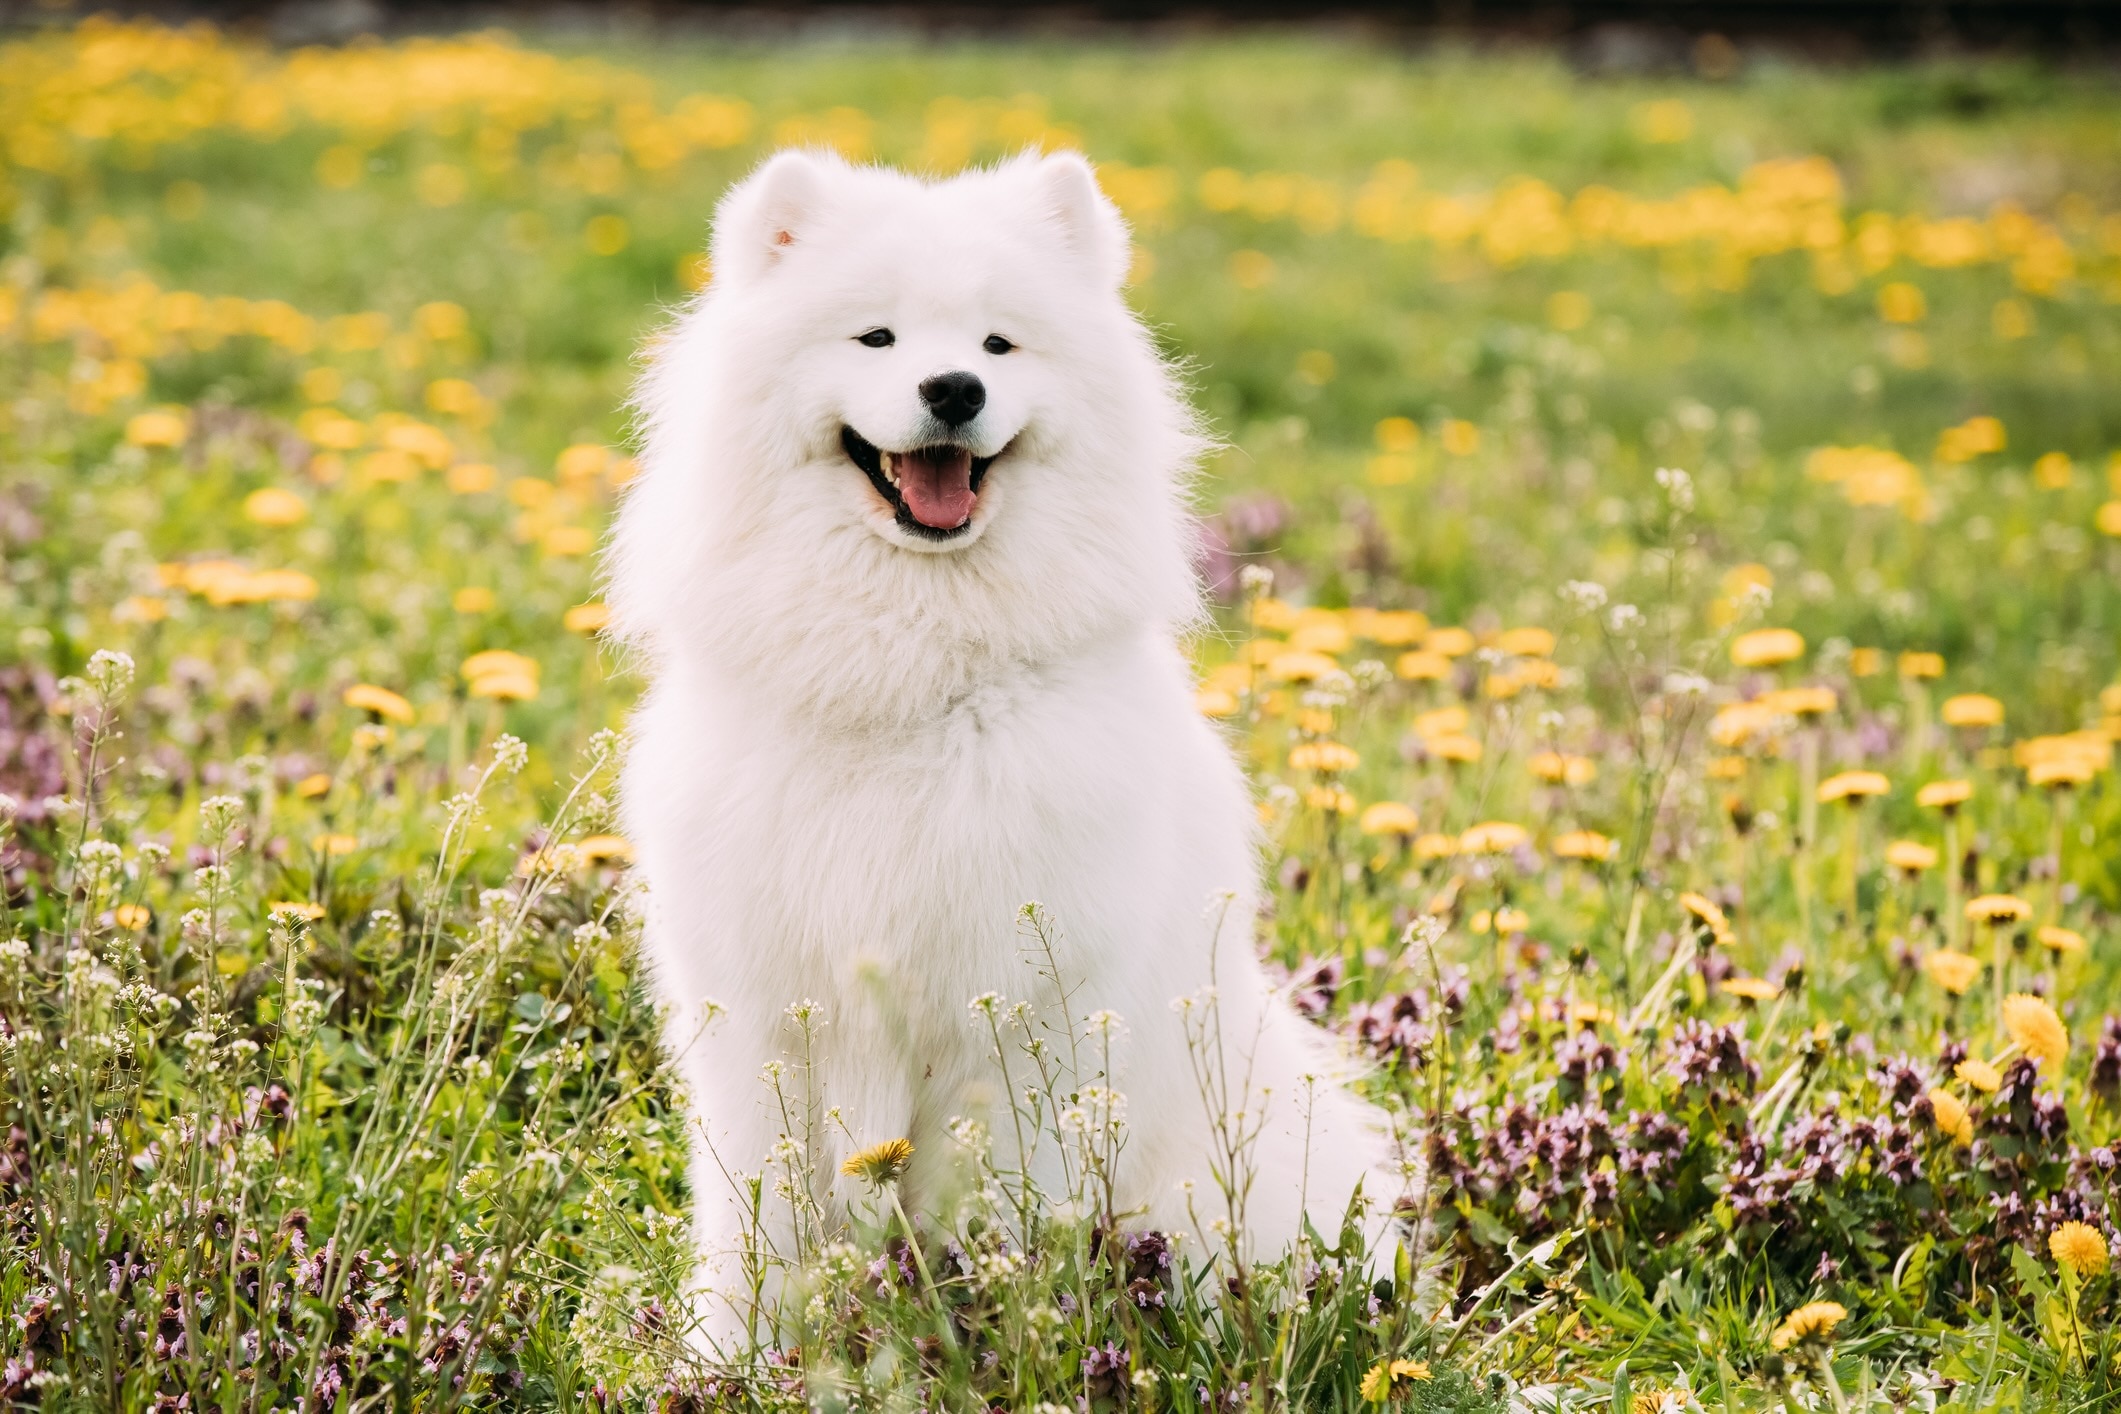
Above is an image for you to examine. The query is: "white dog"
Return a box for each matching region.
[608,148,1405,1350]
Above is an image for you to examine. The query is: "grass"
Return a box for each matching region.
[3,13,2121,1410]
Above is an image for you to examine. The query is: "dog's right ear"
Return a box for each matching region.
[710,149,833,286]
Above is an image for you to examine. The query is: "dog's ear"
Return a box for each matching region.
[711,149,834,285]
[1028,151,1130,291]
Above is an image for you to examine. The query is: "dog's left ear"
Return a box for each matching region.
[711,149,835,286]
[1028,151,1131,292]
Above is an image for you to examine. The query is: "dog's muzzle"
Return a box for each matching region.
[842,426,998,540]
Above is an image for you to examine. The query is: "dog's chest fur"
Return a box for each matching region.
[627,630,1233,1042]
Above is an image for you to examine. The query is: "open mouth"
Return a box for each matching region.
[841,426,998,539]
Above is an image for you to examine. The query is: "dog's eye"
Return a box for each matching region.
[983,335,1015,355]
[857,328,895,348]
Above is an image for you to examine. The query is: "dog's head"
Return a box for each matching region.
[711,148,1135,551]
[613,151,1205,717]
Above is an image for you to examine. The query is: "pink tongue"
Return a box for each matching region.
[894,448,976,529]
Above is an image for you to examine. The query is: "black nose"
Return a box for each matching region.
[919,370,986,427]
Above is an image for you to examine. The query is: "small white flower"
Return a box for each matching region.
[85,648,135,698]
[1654,466,1695,512]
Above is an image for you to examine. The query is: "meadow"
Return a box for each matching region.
[3,14,2121,1410]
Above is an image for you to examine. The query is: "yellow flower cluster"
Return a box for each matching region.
[1181,150,2107,299]
[0,19,753,191]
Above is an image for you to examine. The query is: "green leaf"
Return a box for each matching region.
[2010,1243,2055,1303]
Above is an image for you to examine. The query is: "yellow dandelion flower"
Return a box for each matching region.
[1460,821,1529,855]
[243,487,309,526]
[1497,627,1555,657]
[1530,752,1596,786]
[1250,598,1298,632]
[1884,840,1938,872]
[1195,687,1239,718]
[1817,770,1889,803]
[1359,802,1419,837]
[556,443,611,482]
[1289,741,1360,774]
[1389,1360,1431,1383]
[1494,907,1530,935]
[469,672,539,702]
[343,683,414,725]
[1413,833,1458,861]
[1395,650,1451,681]
[1966,894,2031,925]
[1425,626,1476,658]
[1923,949,1982,995]
[1770,1300,1847,1351]
[2002,994,2068,1069]
[461,650,540,684]
[2051,1221,2110,1279]
[113,904,151,931]
[454,587,497,614]
[1552,830,1616,862]
[269,900,327,921]
[2015,732,2110,780]
[1415,706,1469,738]
[446,462,498,494]
[1720,977,1781,1003]
[1679,891,1731,934]
[542,525,595,558]
[1763,686,1837,718]
[295,773,332,799]
[1290,619,1350,656]
[1709,702,1778,747]
[1916,779,1973,810]
[1426,733,1483,764]
[1927,1088,1972,1145]
[125,407,191,448]
[577,834,634,865]
[1307,785,1358,814]
[2028,757,2096,789]
[1366,610,1428,646]
[2037,925,2087,956]
[1940,693,2004,728]
[1955,1057,2002,1093]
[841,1137,914,1185]
[1360,1361,1392,1404]
[1731,628,1805,668]
[1897,651,1945,680]
[564,601,611,634]
[1267,650,1338,684]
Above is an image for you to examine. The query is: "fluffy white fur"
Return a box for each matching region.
[608,148,1405,1352]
